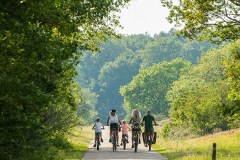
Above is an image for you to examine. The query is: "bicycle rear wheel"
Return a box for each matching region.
[134,135,138,153]
[97,141,99,150]
[112,134,117,152]
[148,133,151,151]
[123,139,126,150]
[148,142,151,151]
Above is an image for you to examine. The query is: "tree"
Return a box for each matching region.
[165,42,240,137]
[0,0,130,159]
[161,0,240,43]
[224,40,240,101]
[120,58,191,117]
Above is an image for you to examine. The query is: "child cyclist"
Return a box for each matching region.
[92,117,105,147]
[120,120,130,145]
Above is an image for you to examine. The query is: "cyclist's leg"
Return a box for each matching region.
[109,126,112,142]
[144,128,148,145]
[117,130,119,145]
[150,128,154,142]
[138,130,141,143]
[100,132,103,142]
[95,132,97,142]
[131,130,134,142]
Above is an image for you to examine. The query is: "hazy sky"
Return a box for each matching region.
[117,0,174,35]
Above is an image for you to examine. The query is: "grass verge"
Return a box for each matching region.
[58,126,93,160]
[154,128,240,160]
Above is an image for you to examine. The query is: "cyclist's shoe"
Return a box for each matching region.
[101,138,103,142]
[144,144,148,147]
[127,140,129,143]
[117,144,120,147]
[131,145,134,148]
[93,144,96,147]
[152,141,155,144]
[120,143,122,146]
[109,139,112,142]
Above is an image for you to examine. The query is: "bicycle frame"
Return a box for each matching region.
[146,130,152,151]
[111,128,117,152]
[133,130,140,152]
[122,134,128,150]
[95,132,101,150]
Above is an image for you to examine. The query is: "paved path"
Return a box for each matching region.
[83,127,167,160]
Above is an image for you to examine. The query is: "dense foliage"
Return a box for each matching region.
[120,58,191,117]
[77,32,216,122]
[161,0,240,43]
[0,0,129,159]
[162,40,240,138]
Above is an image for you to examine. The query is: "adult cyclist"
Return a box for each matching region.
[107,109,122,146]
[142,109,158,147]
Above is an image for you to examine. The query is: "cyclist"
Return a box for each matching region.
[129,109,142,148]
[92,117,105,147]
[120,120,130,145]
[142,109,158,147]
[107,109,122,146]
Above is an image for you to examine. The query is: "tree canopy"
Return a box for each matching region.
[76,32,216,122]
[161,0,240,43]
[162,40,240,137]
[0,0,129,159]
[120,58,191,117]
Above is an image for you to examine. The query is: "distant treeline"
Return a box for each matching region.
[77,33,240,137]
[77,30,216,122]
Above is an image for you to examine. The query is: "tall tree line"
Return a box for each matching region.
[0,0,130,159]
[76,31,217,123]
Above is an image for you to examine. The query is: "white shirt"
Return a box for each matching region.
[95,122,102,132]
[109,115,119,123]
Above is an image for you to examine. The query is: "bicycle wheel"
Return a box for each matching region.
[123,138,126,150]
[134,135,138,153]
[148,135,151,151]
[112,134,117,152]
[97,139,99,150]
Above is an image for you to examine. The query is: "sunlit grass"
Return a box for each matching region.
[154,128,240,160]
[58,126,93,160]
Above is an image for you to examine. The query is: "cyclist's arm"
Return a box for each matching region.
[153,116,158,125]
[118,117,122,125]
[92,124,96,129]
[101,123,105,129]
[141,116,145,125]
[107,117,110,125]
[128,118,132,124]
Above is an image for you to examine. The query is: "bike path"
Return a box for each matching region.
[83,127,167,160]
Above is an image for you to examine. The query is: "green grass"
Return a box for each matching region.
[154,128,240,160]
[58,126,93,160]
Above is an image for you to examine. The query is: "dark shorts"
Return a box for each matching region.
[95,132,102,137]
[145,127,154,133]
[110,123,118,131]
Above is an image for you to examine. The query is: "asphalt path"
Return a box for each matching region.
[83,127,167,160]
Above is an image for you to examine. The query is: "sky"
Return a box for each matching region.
[116,0,175,36]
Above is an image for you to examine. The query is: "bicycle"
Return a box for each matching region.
[95,132,101,150]
[93,127,104,150]
[143,124,157,151]
[111,128,117,152]
[130,122,141,153]
[121,134,128,150]
[129,122,141,153]
[145,129,152,151]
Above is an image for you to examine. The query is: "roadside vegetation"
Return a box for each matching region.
[58,126,93,160]
[154,128,240,160]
